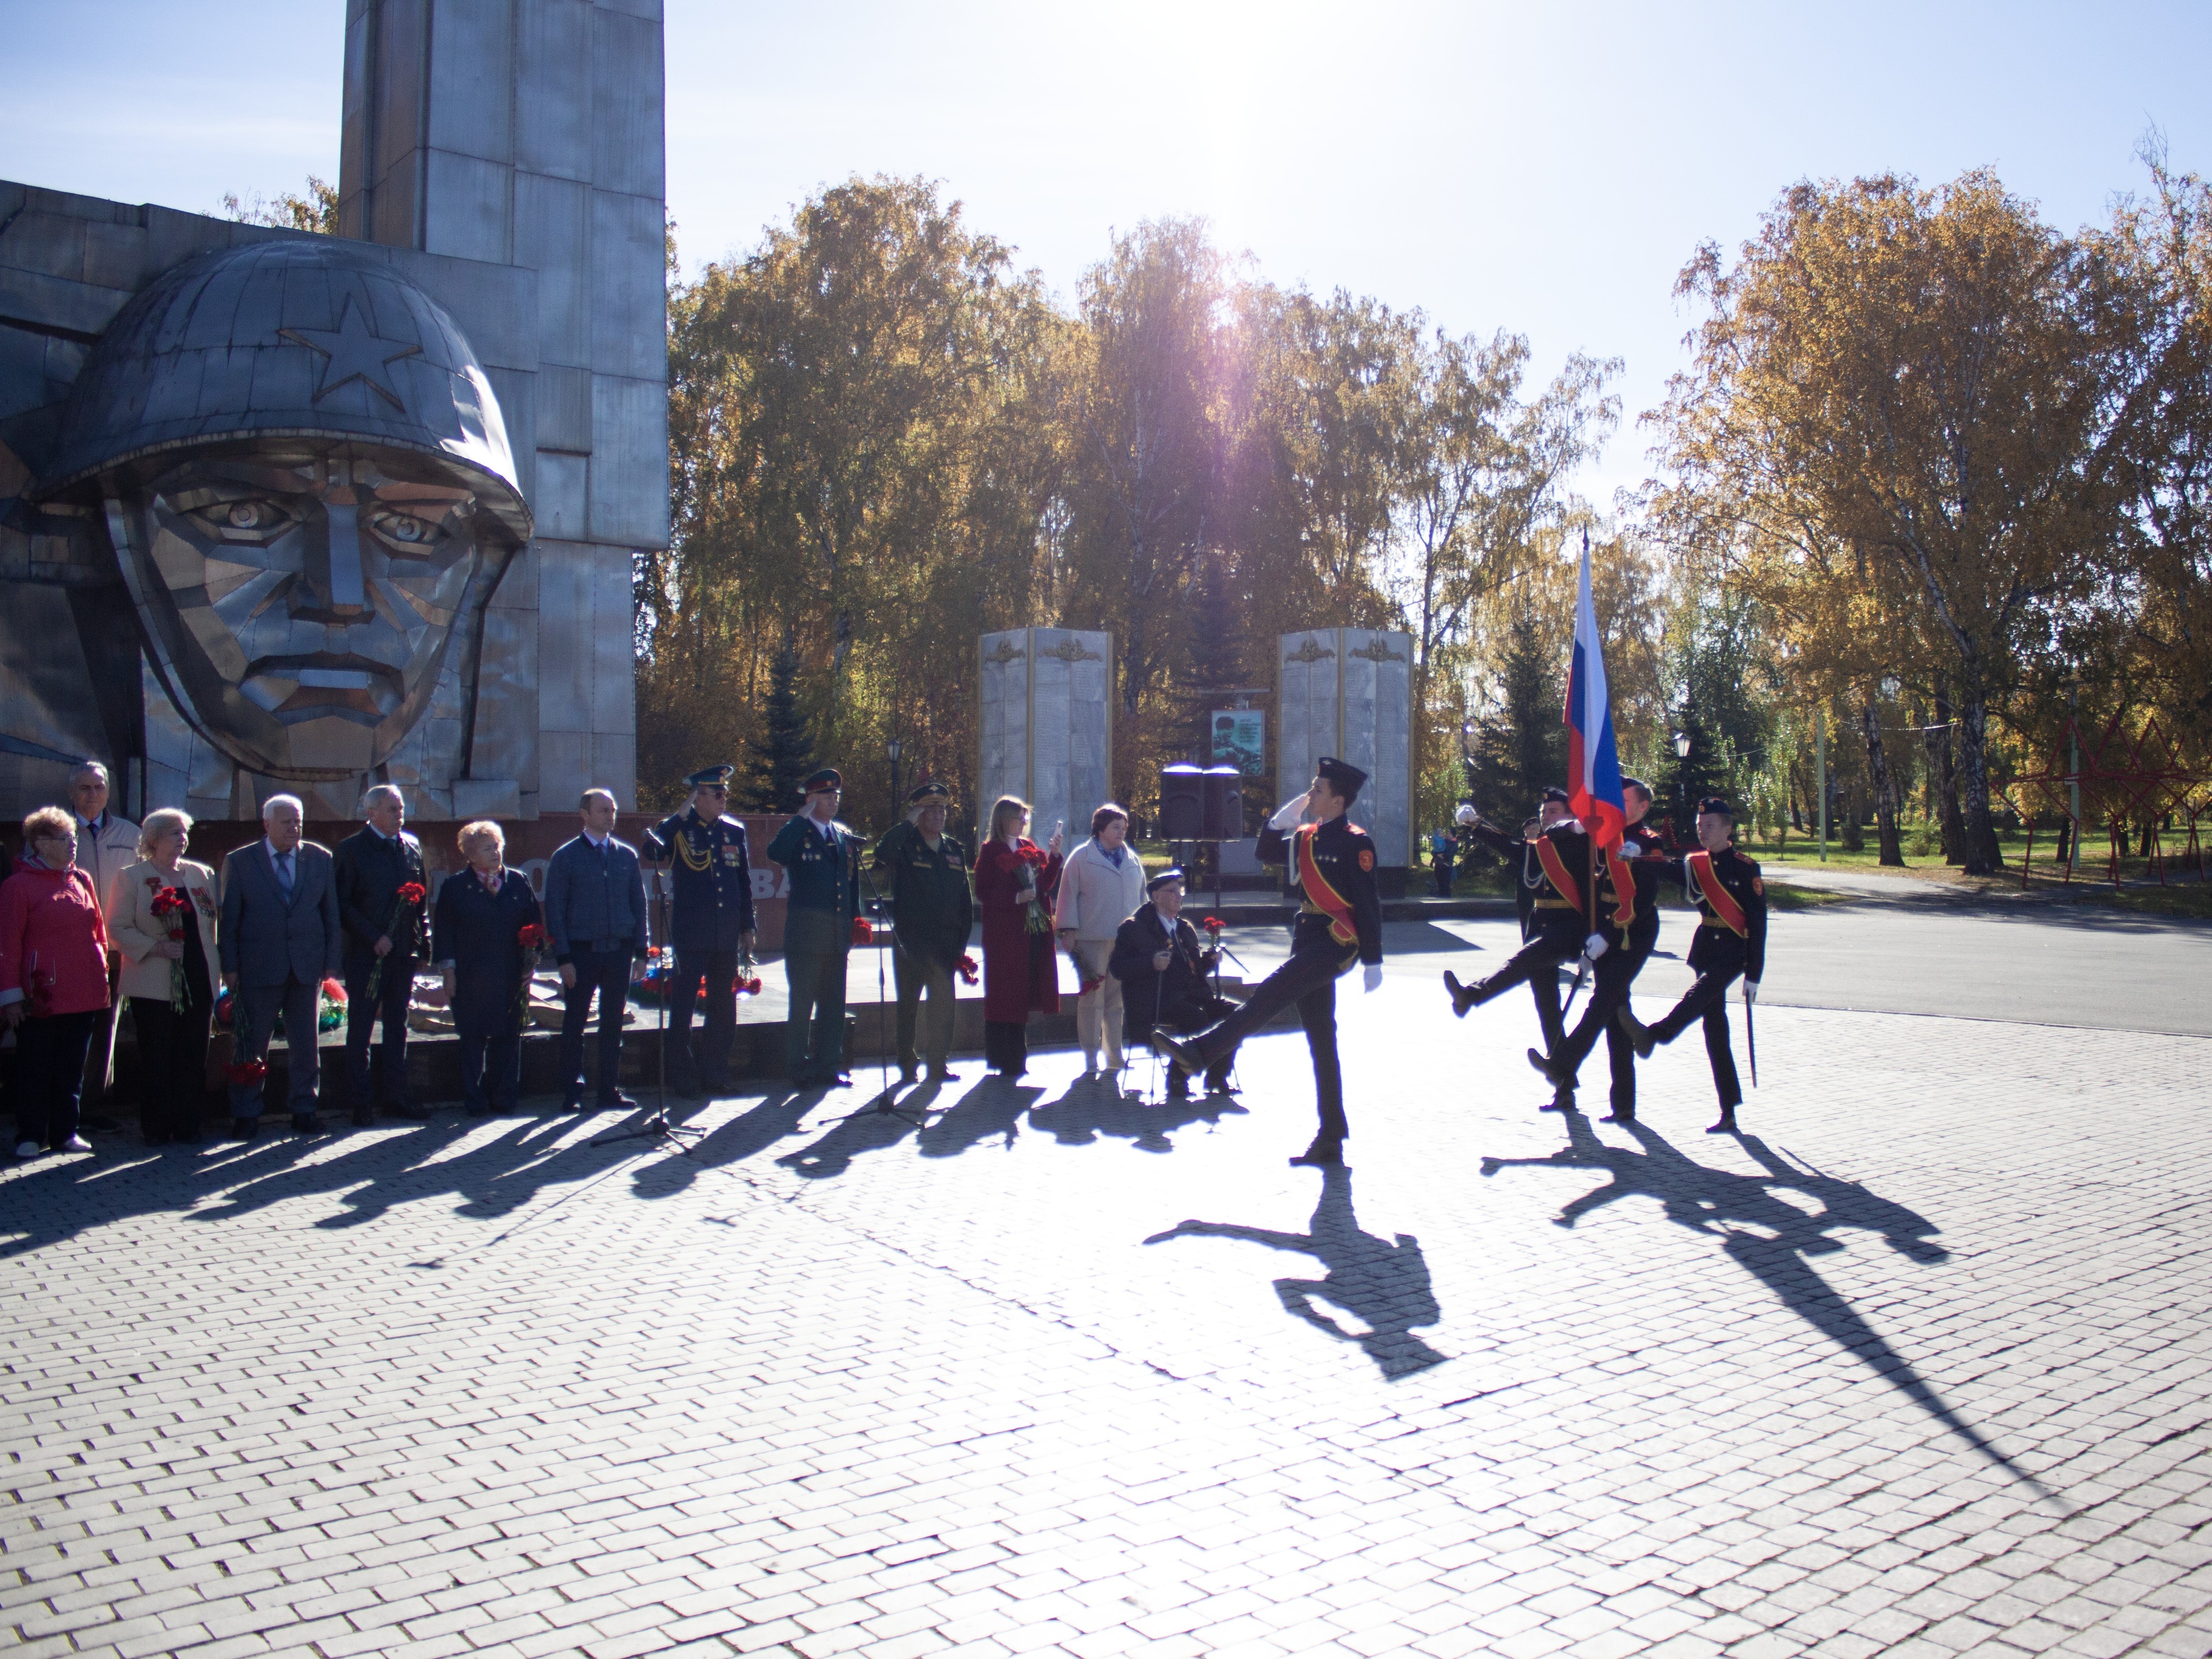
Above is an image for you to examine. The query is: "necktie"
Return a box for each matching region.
[276,851,294,898]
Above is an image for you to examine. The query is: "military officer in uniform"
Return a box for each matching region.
[1617,795,1768,1134]
[642,765,756,1096]
[1151,757,1384,1168]
[1444,787,1634,1111]
[766,768,864,1087]
[1528,778,1667,1123]
[870,779,974,1085]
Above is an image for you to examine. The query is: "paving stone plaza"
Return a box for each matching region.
[6,892,2212,1659]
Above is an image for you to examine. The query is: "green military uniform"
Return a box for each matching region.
[765,768,864,1085]
[871,781,975,1081]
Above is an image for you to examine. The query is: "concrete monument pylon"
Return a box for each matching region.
[1278,628,1414,882]
[978,628,1113,849]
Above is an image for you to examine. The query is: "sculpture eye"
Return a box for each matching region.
[368,506,447,554]
[184,497,297,539]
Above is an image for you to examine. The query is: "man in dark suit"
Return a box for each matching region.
[1110,868,1237,1099]
[765,769,863,1087]
[334,784,430,1124]
[543,788,648,1111]
[218,793,343,1136]
[640,764,755,1097]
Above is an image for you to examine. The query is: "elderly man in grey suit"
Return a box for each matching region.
[219,794,343,1138]
[543,788,648,1112]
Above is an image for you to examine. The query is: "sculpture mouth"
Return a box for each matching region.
[240,654,406,723]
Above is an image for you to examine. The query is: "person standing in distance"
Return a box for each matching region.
[1616,795,1767,1134]
[69,759,138,1107]
[870,780,974,1086]
[1151,757,1384,1167]
[642,765,755,1097]
[1055,803,1146,1075]
[218,795,342,1136]
[767,769,864,1088]
[334,784,430,1124]
[543,789,648,1112]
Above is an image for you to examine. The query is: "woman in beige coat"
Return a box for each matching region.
[1054,803,1147,1072]
[106,809,220,1144]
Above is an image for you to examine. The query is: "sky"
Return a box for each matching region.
[6,1,2209,507]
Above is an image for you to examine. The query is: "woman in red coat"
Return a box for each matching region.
[972,797,1064,1077]
[2,805,114,1159]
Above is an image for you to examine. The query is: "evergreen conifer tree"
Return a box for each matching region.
[742,645,815,811]
[1466,609,1566,835]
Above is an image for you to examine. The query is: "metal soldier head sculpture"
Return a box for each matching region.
[42,239,533,786]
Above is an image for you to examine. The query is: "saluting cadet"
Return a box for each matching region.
[1446,787,1635,1111]
[1617,795,1768,1134]
[1151,756,1384,1168]
[1529,778,1666,1123]
[642,765,756,1097]
[870,780,974,1085]
[766,769,864,1087]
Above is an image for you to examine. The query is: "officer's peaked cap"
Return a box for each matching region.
[802,768,843,794]
[1542,786,1572,805]
[908,780,951,805]
[1316,756,1367,798]
[684,765,734,788]
[1147,867,1186,893]
[1697,795,1737,819]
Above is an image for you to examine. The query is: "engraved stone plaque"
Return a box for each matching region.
[1277,628,1413,868]
[978,628,1112,848]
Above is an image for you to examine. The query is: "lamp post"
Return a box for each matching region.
[1672,721,1692,845]
[886,736,902,819]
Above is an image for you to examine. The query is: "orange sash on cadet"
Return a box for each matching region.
[1531,834,1585,921]
[1686,849,1750,936]
[1297,825,1359,947]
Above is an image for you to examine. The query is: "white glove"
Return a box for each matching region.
[1362,964,1384,993]
[1269,791,1312,831]
[1454,804,1477,827]
[1743,981,1759,1004]
[1584,933,1608,961]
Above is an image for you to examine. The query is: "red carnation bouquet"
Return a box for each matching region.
[1202,915,1224,936]
[850,916,874,946]
[1015,844,1053,935]
[957,952,979,986]
[227,1057,268,1088]
[151,884,193,1012]
[513,921,551,1031]
[369,879,430,1000]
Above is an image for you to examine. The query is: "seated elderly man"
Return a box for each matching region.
[1108,868,1239,1099]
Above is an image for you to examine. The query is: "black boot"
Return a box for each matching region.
[1442,969,1478,1018]
[1527,1047,1569,1091]
[1615,1005,1655,1060]
[1149,1030,1204,1076]
[1289,1136,1344,1168]
[1601,1106,1636,1125]
[1707,1108,1739,1135]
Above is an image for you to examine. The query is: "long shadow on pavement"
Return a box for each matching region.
[1481,1112,2061,1503]
[1026,1075,1249,1153]
[1147,1165,1448,1380]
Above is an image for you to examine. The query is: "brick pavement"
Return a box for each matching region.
[4,955,2211,1659]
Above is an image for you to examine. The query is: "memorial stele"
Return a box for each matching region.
[0,0,665,824]
[1278,627,1415,879]
[978,628,1113,853]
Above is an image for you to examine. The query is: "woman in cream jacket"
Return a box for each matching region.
[1054,803,1147,1071]
[106,810,220,1144]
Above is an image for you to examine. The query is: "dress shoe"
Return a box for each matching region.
[1149,1030,1203,1075]
[1540,1091,1576,1113]
[1616,1006,1655,1060]
[928,1067,961,1083]
[228,1119,257,1141]
[1289,1137,1345,1168]
[598,1093,640,1112]
[61,1134,93,1153]
[1601,1109,1636,1125]
[899,1066,921,1086]
[1527,1047,1569,1091]
[1203,1069,1234,1095]
[351,1107,376,1127]
[290,1114,319,1134]
[1443,970,1476,1018]
[562,1096,589,1112]
[822,1072,853,1088]
[1706,1111,1739,1135]
[389,1104,432,1121]
[14,1140,40,1159]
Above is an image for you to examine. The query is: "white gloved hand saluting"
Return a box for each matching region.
[1454,803,1477,827]
[1269,791,1312,831]
[1584,933,1609,961]
[1743,981,1760,1005]
[1362,964,1384,993]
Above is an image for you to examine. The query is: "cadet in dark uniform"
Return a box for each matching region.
[1617,795,1768,1134]
[766,768,864,1087]
[1445,788,1633,1109]
[869,779,974,1085]
[642,765,756,1096]
[1151,757,1384,1168]
[1529,778,1667,1123]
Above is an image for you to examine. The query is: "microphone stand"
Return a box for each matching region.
[594,858,701,1156]
[828,853,938,1127]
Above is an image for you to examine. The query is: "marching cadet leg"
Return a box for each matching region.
[642,765,757,1096]
[1152,757,1382,1167]
[1616,795,1766,1134]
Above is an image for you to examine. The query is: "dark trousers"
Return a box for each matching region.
[233,976,322,1117]
[1648,966,1746,1109]
[14,1009,101,1148]
[784,948,849,1080]
[1469,924,1583,1059]
[344,953,416,1107]
[130,992,211,1140]
[671,947,737,1083]
[458,1021,521,1115]
[1432,855,1453,897]
[559,944,633,1102]
[984,1019,1028,1076]
[1553,933,1653,1112]
[893,950,956,1075]
[1189,947,1352,1142]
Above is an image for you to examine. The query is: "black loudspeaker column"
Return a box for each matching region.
[1201,767,1242,840]
[1158,764,1204,840]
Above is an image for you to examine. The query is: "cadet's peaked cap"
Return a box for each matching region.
[1697,795,1737,819]
[802,768,843,794]
[684,765,734,788]
[908,779,951,805]
[1317,756,1367,797]
[1541,786,1572,805]
[1147,867,1186,893]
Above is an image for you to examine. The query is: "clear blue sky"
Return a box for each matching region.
[5,1,2207,504]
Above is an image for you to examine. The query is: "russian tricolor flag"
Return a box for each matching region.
[1563,531,1627,853]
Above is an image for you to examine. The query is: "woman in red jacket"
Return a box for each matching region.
[1,805,114,1159]
[971,797,1064,1077]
